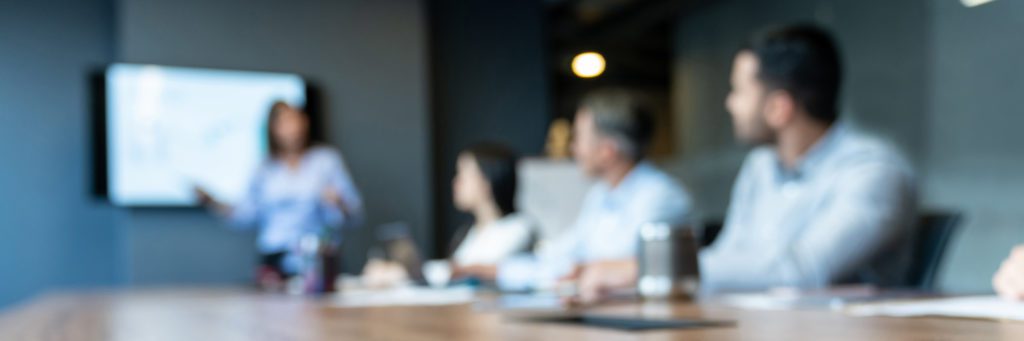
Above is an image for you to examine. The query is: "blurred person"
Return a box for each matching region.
[544,118,573,159]
[364,143,535,287]
[701,24,916,292]
[460,88,693,291]
[994,245,1024,301]
[447,143,536,270]
[571,24,917,303]
[197,101,363,289]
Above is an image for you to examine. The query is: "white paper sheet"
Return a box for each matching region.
[844,296,1024,321]
[329,286,475,308]
[718,286,883,311]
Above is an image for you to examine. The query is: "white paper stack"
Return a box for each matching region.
[330,286,476,308]
[845,296,1024,321]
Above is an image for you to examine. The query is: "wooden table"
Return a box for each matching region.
[1,287,1022,340]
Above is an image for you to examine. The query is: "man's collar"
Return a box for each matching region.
[774,123,845,181]
[598,161,652,203]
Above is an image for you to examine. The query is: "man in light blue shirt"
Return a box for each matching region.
[570,25,917,301]
[700,24,916,292]
[489,88,692,292]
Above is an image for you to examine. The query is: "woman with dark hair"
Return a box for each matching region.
[448,143,535,269]
[197,100,363,288]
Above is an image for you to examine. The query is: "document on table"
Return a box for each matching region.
[717,286,916,311]
[330,286,476,308]
[844,296,1024,321]
[474,292,565,312]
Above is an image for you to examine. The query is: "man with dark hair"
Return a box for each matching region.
[698,23,917,291]
[484,88,692,293]
[569,24,917,302]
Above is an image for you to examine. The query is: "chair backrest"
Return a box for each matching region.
[700,218,725,248]
[906,211,962,290]
[517,159,593,243]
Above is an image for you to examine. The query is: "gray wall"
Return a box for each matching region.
[670,0,1024,293]
[116,0,431,282]
[430,0,549,253]
[925,0,1024,292]
[0,0,432,305]
[0,0,122,307]
[668,0,930,219]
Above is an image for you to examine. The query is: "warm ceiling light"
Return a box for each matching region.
[571,52,606,78]
[962,0,998,7]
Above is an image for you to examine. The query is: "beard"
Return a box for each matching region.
[742,112,776,146]
[735,95,776,146]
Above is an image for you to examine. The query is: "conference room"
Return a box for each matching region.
[3,0,1024,339]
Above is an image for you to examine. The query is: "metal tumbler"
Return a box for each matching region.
[637,222,701,301]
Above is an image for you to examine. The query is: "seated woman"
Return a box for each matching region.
[448,143,536,270]
[361,143,534,287]
[198,101,363,290]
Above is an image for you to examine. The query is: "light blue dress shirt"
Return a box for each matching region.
[227,145,363,271]
[498,162,692,290]
[700,124,917,293]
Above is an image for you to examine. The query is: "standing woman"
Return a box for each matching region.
[198,101,363,287]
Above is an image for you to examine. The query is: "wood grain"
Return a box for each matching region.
[1,288,1022,341]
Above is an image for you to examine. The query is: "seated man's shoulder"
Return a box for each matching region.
[832,131,911,173]
[732,146,777,178]
[633,164,692,204]
[638,163,683,186]
[744,146,777,166]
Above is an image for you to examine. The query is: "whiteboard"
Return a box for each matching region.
[105,63,305,206]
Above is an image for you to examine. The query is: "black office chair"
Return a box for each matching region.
[699,218,724,248]
[904,211,962,290]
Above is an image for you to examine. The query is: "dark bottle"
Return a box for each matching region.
[299,231,339,294]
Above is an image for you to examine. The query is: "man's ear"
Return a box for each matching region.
[763,89,795,129]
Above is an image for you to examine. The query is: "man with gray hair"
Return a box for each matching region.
[565,25,917,303]
[461,88,692,294]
